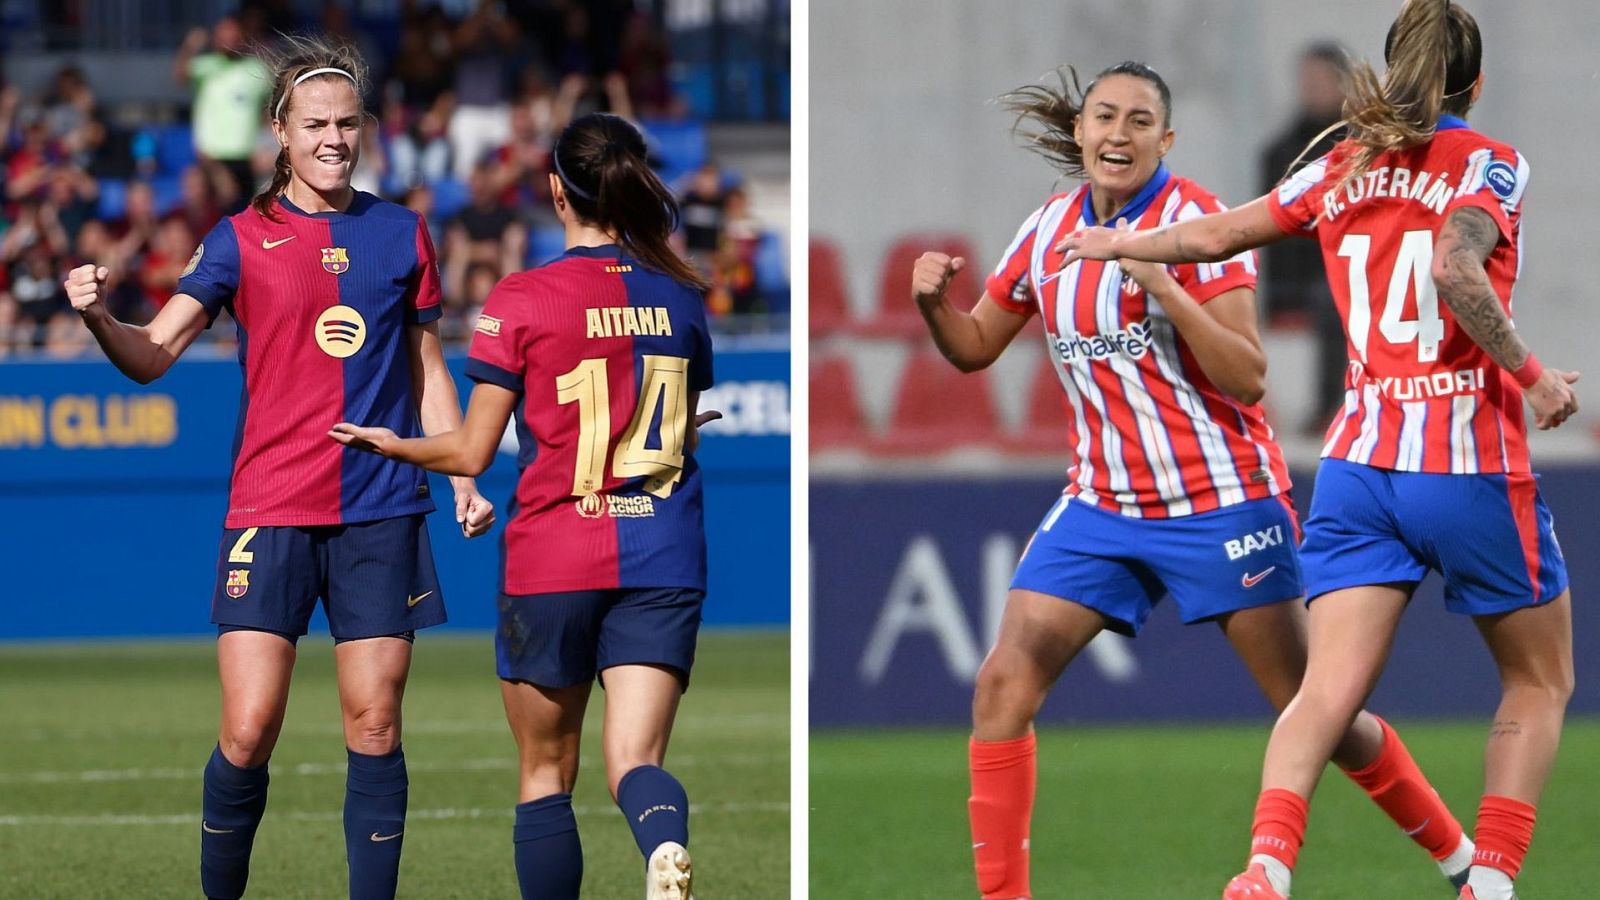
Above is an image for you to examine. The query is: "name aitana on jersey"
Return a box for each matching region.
[1269,115,1532,474]
[465,245,714,594]
[177,193,443,527]
[988,164,1290,519]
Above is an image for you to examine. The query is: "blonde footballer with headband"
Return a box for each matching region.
[64,34,492,900]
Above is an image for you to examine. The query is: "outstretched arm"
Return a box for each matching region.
[1058,196,1291,265]
[911,252,1030,372]
[408,322,496,536]
[1432,206,1578,429]
[66,264,209,384]
[331,381,520,477]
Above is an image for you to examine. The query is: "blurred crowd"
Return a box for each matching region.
[0,1,782,358]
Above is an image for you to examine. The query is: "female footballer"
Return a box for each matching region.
[1060,4,1578,898]
[331,112,716,900]
[912,61,1473,900]
[65,37,493,900]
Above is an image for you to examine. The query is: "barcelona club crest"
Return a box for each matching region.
[225,569,251,599]
[320,247,350,275]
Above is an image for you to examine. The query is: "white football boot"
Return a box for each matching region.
[646,840,694,900]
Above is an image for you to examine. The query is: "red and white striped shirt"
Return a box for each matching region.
[1267,116,1531,474]
[988,167,1290,518]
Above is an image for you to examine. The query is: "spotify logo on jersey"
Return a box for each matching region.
[315,305,367,358]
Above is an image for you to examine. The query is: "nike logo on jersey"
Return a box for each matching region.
[262,235,297,249]
[370,831,403,842]
[201,821,235,834]
[407,591,433,608]
[1241,567,1277,589]
[1403,818,1430,836]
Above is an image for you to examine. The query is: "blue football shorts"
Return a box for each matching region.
[1300,458,1567,615]
[210,514,446,642]
[1010,493,1304,636]
[496,587,705,690]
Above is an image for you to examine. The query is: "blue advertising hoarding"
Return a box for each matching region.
[811,469,1600,725]
[0,346,789,639]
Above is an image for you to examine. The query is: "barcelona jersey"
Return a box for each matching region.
[987,166,1290,519]
[177,192,442,528]
[1268,115,1531,474]
[466,245,714,595]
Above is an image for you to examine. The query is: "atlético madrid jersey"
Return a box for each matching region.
[988,165,1290,518]
[177,193,442,528]
[1269,115,1531,474]
[465,245,714,595]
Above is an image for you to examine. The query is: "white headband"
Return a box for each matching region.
[275,67,356,118]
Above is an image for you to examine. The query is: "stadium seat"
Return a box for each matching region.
[866,233,981,337]
[526,226,567,268]
[96,178,128,221]
[754,230,788,310]
[1006,359,1075,455]
[874,346,1000,455]
[810,354,869,450]
[809,236,850,336]
[431,176,469,220]
[640,118,707,186]
[156,124,197,176]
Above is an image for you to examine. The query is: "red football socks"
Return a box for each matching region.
[968,733,1036,900]
[1472,795,1537,878]
[1249,788,1310,870]
[1343,715,1466,860]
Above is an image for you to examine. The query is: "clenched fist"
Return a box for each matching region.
[63,264,109,314]
[911,252,967,311]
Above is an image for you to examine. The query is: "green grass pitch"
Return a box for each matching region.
[812,720,1600,899]
[0,631,788,899]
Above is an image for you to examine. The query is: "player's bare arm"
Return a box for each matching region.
[331,381,521,477]
[1136,275,1267,406]
[1057,195,1289,265]
[407,321,496,536]
[1432,206,1579,429]
[67,264,210,384]
[912,252,1030,372]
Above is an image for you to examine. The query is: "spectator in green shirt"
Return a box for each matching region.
[174,16,269,211]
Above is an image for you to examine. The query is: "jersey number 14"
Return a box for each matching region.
[1337,229,1445,363]
[556,354,690,499]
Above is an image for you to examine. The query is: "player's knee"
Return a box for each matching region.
[344,705,401,755]
[971,653,1042,734]
[219,722,279,767]
[1503,664,1575,708]
[1291,676,1367,724]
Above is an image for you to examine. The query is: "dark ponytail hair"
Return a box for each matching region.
[552,113,711,292]
[998,61,1172,179]
[251,34,371,221]
[1322,0,1482,195]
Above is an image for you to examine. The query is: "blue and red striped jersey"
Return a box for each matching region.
[465,244,714,595]
[177,192,442,528]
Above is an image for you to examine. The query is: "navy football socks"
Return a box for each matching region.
[513,792,584,900]
[616,765,690,860]
[200,744,270,900]
[344,745,409,900]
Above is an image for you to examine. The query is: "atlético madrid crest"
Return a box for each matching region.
[321,247,350,275]
[225,569,250,599]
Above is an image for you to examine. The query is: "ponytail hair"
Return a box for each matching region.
[553,113,711,292]
[251,34,371,221]
[1325,0,1481,194]
[998,61,1172,179]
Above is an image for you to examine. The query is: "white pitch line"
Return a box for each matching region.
[0,753,779,785]
[0,801,789,828]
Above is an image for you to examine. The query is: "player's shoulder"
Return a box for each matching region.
[1166,173,1225,206]
[348,191,426,227]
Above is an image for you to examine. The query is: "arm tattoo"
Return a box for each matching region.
[1489,719,1522,738]
[1434,207,1530,372]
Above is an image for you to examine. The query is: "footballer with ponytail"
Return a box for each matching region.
[330,109,720,899]
[1059,3,1578,896]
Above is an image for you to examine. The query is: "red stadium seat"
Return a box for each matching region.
[866,233,981,337]
[810,354,869,449]
[1006,358,1075,456]
[810,237,851,337]
[873,347,999,455]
